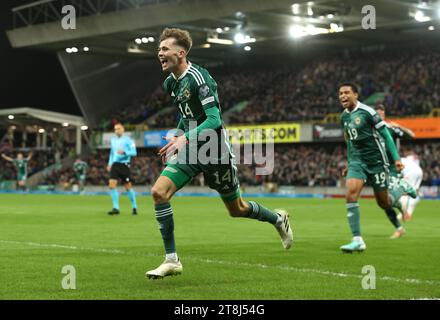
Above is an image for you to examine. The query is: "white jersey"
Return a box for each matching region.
[401,154,423,190]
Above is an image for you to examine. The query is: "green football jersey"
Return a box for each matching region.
[73,161,88,175]
[13,159,29,177]
[163,62,234,163]
[163,62,222,136]
[341,102,389,166]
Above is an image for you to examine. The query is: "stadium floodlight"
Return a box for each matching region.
[65,48,72,53]
[307,5,314,16]
[234,33,256,44]
[148,37,155,42]
[223,27,230,31]
[201,43,211,48]
[71,47,78,53]
[330,23,344,32]
[8,115,14,120]
[306,25,329,35]
[291,3,300,15]
[428,25,435,30]
[38,128,45,133]
[207,37,234,45]
[83,47,89,52]
[135,38,142,44]
[81,125,88,131]
[234,33,245,43]
[216,28,223,33]
[289,25,329,38]
[327,13,334,19]
[62,122,69,127]
[141,37,149,43]
[244,45,252,51]
[289,25,307,38]
[414,10,431,22]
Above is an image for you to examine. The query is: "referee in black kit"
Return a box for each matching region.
[107,123,138,215]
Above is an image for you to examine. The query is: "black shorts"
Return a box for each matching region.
[110,163,132,184]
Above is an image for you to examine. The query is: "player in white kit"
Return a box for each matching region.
[399,148,423,222]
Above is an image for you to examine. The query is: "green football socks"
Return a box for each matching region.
[247,201,279,224]
[155,203,176,254]
[346,202,361,237]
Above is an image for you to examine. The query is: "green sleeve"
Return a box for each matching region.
[378,126,400,162]
[184,107,222,140]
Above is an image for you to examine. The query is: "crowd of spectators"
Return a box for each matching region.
[105,47,440,129]
[39,141,440,188]
[40,148,164,187]
[409,142,440,186]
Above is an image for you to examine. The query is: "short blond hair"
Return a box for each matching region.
[159,28,192,53]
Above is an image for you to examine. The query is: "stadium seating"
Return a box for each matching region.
[41,142,440,188]
[105,49,440,128]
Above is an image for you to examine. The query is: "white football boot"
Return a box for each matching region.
[146,258,183,279]
[274,209,293,250]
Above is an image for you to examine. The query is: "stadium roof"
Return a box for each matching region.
[0,107,86,128]
[6,0,440,60]
[5,0,439,128]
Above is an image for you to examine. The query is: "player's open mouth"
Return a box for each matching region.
[160,59,168,67]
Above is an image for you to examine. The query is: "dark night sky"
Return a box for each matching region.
[0,0,80,115]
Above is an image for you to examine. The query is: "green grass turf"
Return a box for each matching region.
[0,194,439,300]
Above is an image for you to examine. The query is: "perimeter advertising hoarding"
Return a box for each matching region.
[227,123,301,144]
[391,118,440,139]
[313,124,344,141]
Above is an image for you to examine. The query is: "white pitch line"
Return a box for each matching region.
[0,240,130,255]
[1,240,440,287]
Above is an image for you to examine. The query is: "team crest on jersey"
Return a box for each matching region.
[183,88,191,99]
[355,117,361,125]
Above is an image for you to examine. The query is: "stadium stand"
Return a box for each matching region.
[105,48,440,128]
[41,141,440,188]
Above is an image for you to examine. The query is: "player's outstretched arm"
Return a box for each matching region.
[1,153,13,162]
[399,125,415,139]
[26,152,33,161]
[389,121,415,138]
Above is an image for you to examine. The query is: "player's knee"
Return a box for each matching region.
[346,190,358,202]
[151,185,170,203]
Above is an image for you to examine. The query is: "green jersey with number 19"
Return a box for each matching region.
[340,101,389,167]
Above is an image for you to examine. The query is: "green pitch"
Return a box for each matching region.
[0,194,439,300]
